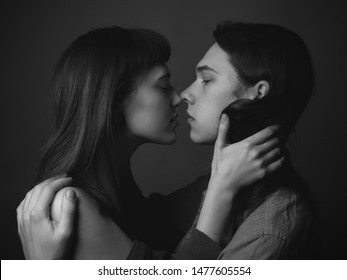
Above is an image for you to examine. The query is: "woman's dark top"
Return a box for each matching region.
[118,166,221,259]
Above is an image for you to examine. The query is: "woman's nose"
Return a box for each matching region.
[172,89,182,107]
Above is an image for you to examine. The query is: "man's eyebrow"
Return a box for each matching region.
[196,65,218,74]
[157,72,171,80]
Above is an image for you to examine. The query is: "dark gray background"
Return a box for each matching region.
[2,0,346,259]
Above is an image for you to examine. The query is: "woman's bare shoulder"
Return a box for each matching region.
[51,187,91,221]
[51,186,133,259]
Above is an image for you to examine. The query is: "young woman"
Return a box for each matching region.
[179,21,315,259]
[16,26,282,259]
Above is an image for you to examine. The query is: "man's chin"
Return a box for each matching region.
[189,132,213,145]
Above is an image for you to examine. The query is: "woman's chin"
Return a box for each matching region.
[152,132,177,145]
[162,134,177,145]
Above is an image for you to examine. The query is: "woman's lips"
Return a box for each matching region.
[170,112,179,126]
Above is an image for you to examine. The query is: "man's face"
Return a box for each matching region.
[181,43,244,144]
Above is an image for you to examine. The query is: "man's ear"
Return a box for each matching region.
[256,80,270,99]
[244,80,270,100]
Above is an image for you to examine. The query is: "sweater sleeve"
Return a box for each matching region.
[218,187,313,260]
[218,234,284,259]
[128,228,222,260]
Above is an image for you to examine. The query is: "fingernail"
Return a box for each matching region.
[272,125,280,131]
[221,114,228,122]
[66,190,76,200]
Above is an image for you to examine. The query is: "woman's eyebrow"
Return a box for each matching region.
[196,65,218,74]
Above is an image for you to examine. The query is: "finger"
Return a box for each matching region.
[25,184,45,214]
[58,189,77,237]
[257,138,280,157]
[17,200,24,223]
[17,200,24,237]
[215,114,230,151]
[244,125,280,145]
[25,176,62,212]
[25,176,72,217]
[265,156,285,175]
[44,176,73,190]
[33,174,69,192]
[43,174,69,185]
[21,193,32,237]
[262,147,282,166]
[18,199,30,259]
[23,190,34,213]
[34,177,73,220]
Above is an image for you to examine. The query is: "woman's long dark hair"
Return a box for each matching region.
[35,27,170,227]
[214,21,315,254]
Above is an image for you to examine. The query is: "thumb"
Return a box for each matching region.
[59,189,77,236]
[215,114,229,151]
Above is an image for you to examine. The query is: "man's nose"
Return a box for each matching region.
[180,85,194,104]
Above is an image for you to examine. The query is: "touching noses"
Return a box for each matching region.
[180,85,194,105]
[172,89,182,107]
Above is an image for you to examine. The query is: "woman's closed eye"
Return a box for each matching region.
[158,83,173,92]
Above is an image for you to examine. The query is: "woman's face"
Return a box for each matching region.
[181,43,244,144]
[123,64,181,144]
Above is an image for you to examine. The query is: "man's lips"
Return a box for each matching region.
[186,111,194,120]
